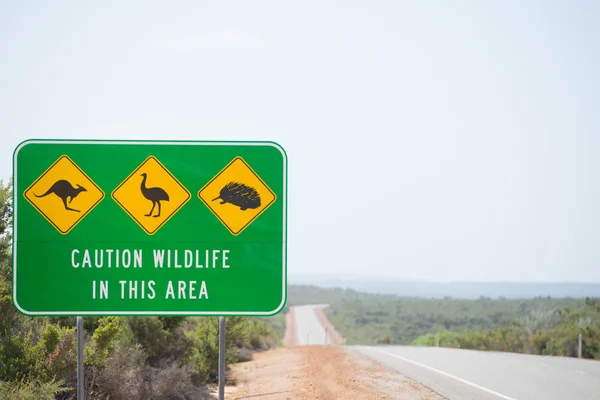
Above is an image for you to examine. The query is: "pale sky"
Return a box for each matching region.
[2,1,599,282]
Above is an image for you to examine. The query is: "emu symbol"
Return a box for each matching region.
[140,173,169,218]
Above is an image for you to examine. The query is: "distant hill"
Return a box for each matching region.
[289,275,600,299]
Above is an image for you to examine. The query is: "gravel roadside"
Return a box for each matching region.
[227,306,445,399]
[228,345,445,399]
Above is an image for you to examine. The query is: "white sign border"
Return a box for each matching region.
[12,139,287,316]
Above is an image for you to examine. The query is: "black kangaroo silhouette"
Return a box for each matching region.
[140,173,169,218]
[35,179,87,212]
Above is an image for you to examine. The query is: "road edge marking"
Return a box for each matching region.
[365,347,518,400]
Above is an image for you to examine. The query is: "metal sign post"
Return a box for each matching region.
[77,316,84,400]
[218,316,226,400]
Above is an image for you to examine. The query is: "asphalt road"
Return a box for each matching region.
[293,304,330,345]
[356,345,600,400]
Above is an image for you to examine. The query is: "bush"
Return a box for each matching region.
[185,317,249,381]
[0,379,67,400]
[236,347,253,363]
[412,331,460,348]
[95,341,146,399]
[246,319,278,351]
[95,339,211,400]
[141,361,208,400]
[127,317,168,360]
[44,327,76,390]
[0,319,68,383]
[85,317,123,370]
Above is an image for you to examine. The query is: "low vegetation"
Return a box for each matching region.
[288,284,599,360]
[412,298,600,359]
[261,307,287,342]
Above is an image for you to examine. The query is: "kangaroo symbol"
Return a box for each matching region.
[35,180,87,212]
[140,173,169,218]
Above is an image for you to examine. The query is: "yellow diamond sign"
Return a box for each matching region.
[23,155,104,234]
[199,156,276,235]
[112,156,191,235]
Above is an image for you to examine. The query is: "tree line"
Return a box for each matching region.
[412,298,600,359]
[288,285,599,360]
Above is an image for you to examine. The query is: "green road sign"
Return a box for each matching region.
[13,140,287,316]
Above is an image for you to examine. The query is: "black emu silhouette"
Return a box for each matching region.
[35,179,87,212]
[140,173,169,218]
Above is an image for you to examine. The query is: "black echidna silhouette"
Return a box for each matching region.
[212,182,261,211]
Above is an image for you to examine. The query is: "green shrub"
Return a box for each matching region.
[411,304,600,360]
[185,317,249,381]
[85,317,123,369]
[0,379,67,400]
[246,319,278,350]
[127,317,168,359]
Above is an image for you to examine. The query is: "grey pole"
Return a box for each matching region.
[578,333,583,359]
[77,316,84,400]
[218,316,226,400]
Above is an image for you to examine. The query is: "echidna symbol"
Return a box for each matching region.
[212,182,261,211]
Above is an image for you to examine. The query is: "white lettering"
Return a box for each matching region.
[148,280,156,299]
[72,249,80,268]
[222,250,229,268]
[129,280,137,299]
[199,281,208,299]
[100,281,109,299]
[134,250,142,268]
[154,250,165,268]
[94,249,103,268]
[212,250,219,268]
[196,250,203,268]
[106,249,113,267]
[122,249,131,268]
[165,281,175,299]
[82,250,91,268]
[189,281,196,299]
[185,250,193,268]
[175,250,182,268]
[120,280,127,298]
[178,281,186,299]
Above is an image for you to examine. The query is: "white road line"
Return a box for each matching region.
[366,347,518,400]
